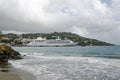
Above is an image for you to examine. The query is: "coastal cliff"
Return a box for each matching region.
[0,45,22,63]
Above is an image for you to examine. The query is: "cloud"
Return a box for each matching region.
[0,0,120,44]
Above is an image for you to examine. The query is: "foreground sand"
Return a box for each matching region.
[0,63,36,80]
[0,71,21,80]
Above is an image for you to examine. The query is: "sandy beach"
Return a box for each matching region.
[0,71,21,80]
[0,63,36,80]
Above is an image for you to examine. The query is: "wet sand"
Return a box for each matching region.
[0,71,21,80]
[0,63,36,80]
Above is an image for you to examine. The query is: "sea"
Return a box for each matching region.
[10,46,120,80]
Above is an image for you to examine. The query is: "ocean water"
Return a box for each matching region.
[10,46,120,80]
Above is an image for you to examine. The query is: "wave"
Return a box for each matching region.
[9,52,120,80]
[20,52,120,60]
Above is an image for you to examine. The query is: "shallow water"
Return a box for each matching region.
[10,46,120,80]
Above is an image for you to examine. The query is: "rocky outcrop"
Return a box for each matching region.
[0,45,22,63]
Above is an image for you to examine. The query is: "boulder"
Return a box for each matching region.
[0,45,22,63]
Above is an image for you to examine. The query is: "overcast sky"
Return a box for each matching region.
[0,0,120,44]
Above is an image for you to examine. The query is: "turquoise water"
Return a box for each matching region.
[13,46,120,58]
[10,46,120,80]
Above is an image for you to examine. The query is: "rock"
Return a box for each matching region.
[0,45,22,63]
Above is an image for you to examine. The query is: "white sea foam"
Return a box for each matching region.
[20,52,45,56]
[10,52,120,80]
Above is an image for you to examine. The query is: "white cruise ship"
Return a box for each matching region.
[27,37,78,47]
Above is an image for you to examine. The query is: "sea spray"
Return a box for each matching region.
[10,52,120,80]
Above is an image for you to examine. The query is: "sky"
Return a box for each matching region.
[0,0,120,44]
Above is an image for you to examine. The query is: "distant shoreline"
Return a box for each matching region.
[0,32,114,46]
[10,44,115,47]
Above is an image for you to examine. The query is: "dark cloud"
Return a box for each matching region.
[0,0,120,44]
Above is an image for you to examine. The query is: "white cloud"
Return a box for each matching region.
[68,26,89,37]
[0,0,120,44]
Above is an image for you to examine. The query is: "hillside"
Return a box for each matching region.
[0,32,114,46]
[21,32,114,46]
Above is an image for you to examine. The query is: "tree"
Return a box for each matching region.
[0,31,2,34]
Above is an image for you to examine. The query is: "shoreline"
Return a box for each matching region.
[0,62,37,80]
[16,68,37,80]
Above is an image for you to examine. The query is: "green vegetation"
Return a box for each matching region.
[21,32,114,46]
[0,32,114,46]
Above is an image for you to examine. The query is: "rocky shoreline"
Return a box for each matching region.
[0,45,23,63]
[0,45,36,80]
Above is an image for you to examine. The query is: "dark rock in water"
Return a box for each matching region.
[0,45,22,63]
